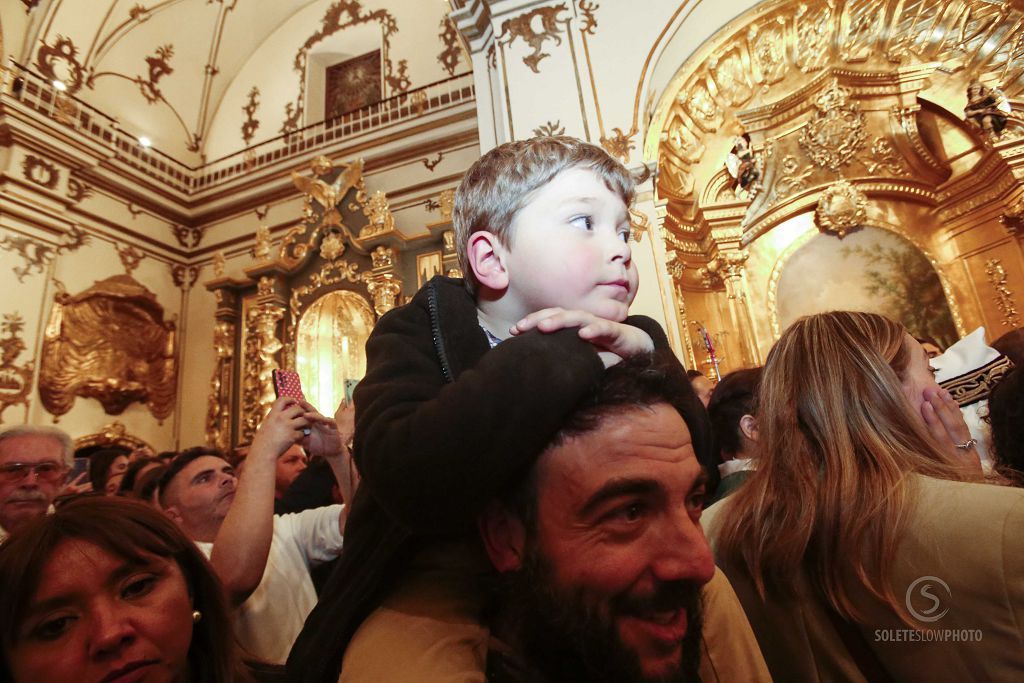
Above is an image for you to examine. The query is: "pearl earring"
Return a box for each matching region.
[192,610,202,623]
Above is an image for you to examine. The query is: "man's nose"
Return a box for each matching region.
[219,472,237,488]
[88,600,136,660]
[19,468,40,488]
[649,512,716,586]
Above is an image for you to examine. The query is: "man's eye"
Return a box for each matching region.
[570,215,594,230]
[608,502,646,524]
[687,491,706,513]
[32,615,76,641]
[121,575,157,600]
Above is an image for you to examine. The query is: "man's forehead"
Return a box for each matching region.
[0,434,63,463]
[538,404,698,491]
[180,455,231,479]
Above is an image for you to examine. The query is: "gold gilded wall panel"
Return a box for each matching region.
[39,276,176,421]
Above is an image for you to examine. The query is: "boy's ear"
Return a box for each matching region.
[739,413,758,443]
[466,231,509,292]
[478,500,526,573]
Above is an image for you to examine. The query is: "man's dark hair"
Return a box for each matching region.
[501,353,713,532]
[988,366,1024,479]
[707,367,762,461]
[157,447,227,507]
[117,456,157,495]
[991,327,1024,368]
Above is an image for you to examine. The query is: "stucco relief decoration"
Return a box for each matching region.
[34,36,86,93]
[861,138,907,176]
[799,80,866,173]
[39,276,177,421]
[498,4,567,74]
[533,120,565,136]
[0,314,34,424]
[439,190,455,222]
[838,0,886,62]
[116,244,144,275]
[205,320,235,452]
[66,178,93,204]
[288,260,362,321]
[0,226,88,282]
[75,421,152,454]
[1000,195,1024,236]
[320,232,346,262]
[241,86,260,145]
[22,155,59,189]
[815,179,867,238]
[437,17,466,77]
[170,265,198,290]
[601,128,637,165]
[212,251,226,277]
[281,1,410,134]
[984,259,1021,328]
[172,225,203,249]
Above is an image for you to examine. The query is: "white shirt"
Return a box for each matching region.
[197,504,344,664]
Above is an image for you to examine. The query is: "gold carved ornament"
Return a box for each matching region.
[240,303,283,442]
[798,80,867,174]
[358,190,396,239]
[815,179,868,238]
[74,421,153,454]
[205,321,235,452]
[39,276,177,421]
[0,314,34,424]
[286,156,365,263]
[362,272,402,317]
[253,225,273,261]
[984,259,1021,328]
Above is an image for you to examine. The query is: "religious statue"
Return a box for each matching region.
[964,81,1012,137]
[254,225,272,261]
[725,133,762,197]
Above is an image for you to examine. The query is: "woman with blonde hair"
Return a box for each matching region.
[703,311,1024,682]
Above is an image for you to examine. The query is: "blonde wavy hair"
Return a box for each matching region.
[715,311,988,622]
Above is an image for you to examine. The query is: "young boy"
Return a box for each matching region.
[289,136,709,681]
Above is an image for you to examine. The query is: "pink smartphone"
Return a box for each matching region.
[272,369,305,400]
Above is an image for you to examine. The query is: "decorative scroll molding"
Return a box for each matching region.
[205,320,235,452]
[497,3,568,74]
[422,152,444,171]
[940,355,1014,408]
[74,421,153,454]
[0,313,34,424]
[288,260,362,321]
[628,208,650,243]
[66,178,92,204]
[985,258,1021,328]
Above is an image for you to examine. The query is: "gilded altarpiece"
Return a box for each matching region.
[649,0,1024,377]
[204,157,457,450]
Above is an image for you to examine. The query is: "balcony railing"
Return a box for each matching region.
[1,62,474,196]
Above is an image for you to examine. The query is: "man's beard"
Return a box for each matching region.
[495,550,704,683]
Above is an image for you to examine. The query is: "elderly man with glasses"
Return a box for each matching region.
[0,425,73,540]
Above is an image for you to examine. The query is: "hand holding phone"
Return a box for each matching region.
[272,369,309,434]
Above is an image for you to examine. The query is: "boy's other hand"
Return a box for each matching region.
[295,399,343,459]
[252,397,308,461]
[511,308,654,366]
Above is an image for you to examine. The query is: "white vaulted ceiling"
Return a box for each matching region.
[11,0,461,165]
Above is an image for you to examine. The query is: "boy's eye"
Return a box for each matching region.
[617,226,631,242]
[570,215,594,230]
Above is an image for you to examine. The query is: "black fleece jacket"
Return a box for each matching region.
[287,276,710,682]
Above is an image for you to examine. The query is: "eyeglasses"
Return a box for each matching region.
[0,462,67,483]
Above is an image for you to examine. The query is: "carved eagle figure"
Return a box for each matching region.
[291,158,364,229]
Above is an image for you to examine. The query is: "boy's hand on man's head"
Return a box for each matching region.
[510,308,654,368]
[251,397,309,461]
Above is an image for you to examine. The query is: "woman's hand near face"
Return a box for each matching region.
[920,387,982,474]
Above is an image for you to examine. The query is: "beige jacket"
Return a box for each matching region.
[703,475,1024,682]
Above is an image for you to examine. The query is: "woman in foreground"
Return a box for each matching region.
[704,311,1024,681]
[0,495,250,683]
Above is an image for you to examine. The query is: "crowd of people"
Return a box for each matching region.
[0,135,1022,682]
